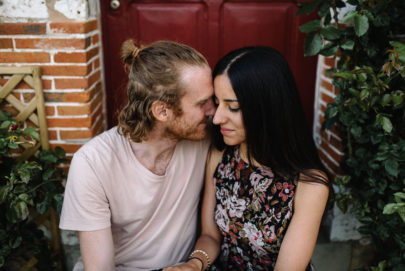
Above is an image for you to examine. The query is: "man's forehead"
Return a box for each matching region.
[179,65,213,98]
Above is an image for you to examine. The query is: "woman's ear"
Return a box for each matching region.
[151,100,171,122]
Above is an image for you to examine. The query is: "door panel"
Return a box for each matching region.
[221,2,294,58]
[101,0,317,128]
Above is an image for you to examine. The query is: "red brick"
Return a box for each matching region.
[59,116,103,140]
[320,104,327,115]
[47,130,58,140]
[50,20,98,34]
[321,92,335,105]
[55,78,89,89]
[0,38,13,49]
[54,52,86,63]
[54,70,100,89]
[41,65,91,76]
[45,106,55,116]
[324,57,336,67]
[318,149,342,175]
[57,93,102,116]
[91,34,99,44]
[54,47,99,63]
[0,23,46,35]
[321,80,334,92]
[43,82,101,103]
[47,117,92,128]
[329,134,344,153]
[0,52,50,63]
[320,138,344,163]
[15,38,90,50]
[93,58,100,69]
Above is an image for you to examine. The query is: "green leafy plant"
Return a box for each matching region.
[298,0,405,269]
[0,110,66,270]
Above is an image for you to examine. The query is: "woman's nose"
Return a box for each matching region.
[213,106,224,125]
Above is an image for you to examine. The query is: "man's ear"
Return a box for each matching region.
[151,100,171,121]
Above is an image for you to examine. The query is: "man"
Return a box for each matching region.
[59,40,215,271]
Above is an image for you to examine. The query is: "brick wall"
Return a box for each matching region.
[313,55,344,175]
[0,19,106,161]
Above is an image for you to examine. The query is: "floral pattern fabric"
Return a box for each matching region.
[212,146,297,270]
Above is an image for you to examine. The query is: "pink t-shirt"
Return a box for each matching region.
[60,127,209,270]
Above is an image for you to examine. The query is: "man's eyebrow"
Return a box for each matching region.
[224,99,238,102]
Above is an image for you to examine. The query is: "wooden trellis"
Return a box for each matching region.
[0,66,64,271]
[0,66,49,161]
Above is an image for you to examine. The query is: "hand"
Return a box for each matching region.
[163,259,202,271]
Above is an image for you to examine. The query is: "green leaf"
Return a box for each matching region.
[381,116,393,133]
[40,153,58,163]
[390,41,405,63]
[391,92,404,106]
[342,10,358,22]
[394,192,405,202]
[325,106,338,118]
[348,88,360,97]
[296,0,320,16]
[0,185,11,204]
[0,111,11,121]
[18,168,31,184]
[320,43,338,57]
[384,159,399,177]
[304,33,322,56]
[334,72,356,80]
[354,14,369,37]
[381,94,391,106]
[13,184,26,194]
[54,194,64,214]
[9,236,22,249]
[341,40,355,51]
[0,120,11,129]
[320,25,341,40]
[54,146,66,158]
[23,126,40,141]
[318,2,330,17]
[36,197,50,215]
[360,89,369,100]
[43,168,56,181]
[299,20,322,33]
[18,193,34,206]
[15,201,29,220]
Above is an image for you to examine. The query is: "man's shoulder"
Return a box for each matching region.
[75,127,127,159]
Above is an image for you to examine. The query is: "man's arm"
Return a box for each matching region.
[78,228,115,271]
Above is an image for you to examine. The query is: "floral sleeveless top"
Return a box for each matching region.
[212,146,297,270]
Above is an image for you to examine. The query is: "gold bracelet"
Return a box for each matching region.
[189,249,211,270]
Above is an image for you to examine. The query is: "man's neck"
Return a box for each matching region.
[130,130,179,176]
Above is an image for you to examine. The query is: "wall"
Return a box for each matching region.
[0,0,105,268]
[313,55,363,241]
[0,0,106,162]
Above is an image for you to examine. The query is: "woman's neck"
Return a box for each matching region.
[239,143,261,167]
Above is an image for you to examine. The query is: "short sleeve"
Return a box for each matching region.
[59,152,111,231]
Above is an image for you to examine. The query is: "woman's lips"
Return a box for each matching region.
[220,128,233,134]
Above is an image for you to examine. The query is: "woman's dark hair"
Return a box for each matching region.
[212,46,329,185]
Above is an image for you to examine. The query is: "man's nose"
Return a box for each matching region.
[205,99,216,116]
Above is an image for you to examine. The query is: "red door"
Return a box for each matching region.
[101,0,317,128]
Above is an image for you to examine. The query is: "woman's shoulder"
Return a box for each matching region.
[299,169,329,186]
[206,145,226,175]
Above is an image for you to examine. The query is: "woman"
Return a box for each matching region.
[165,46,329,271]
